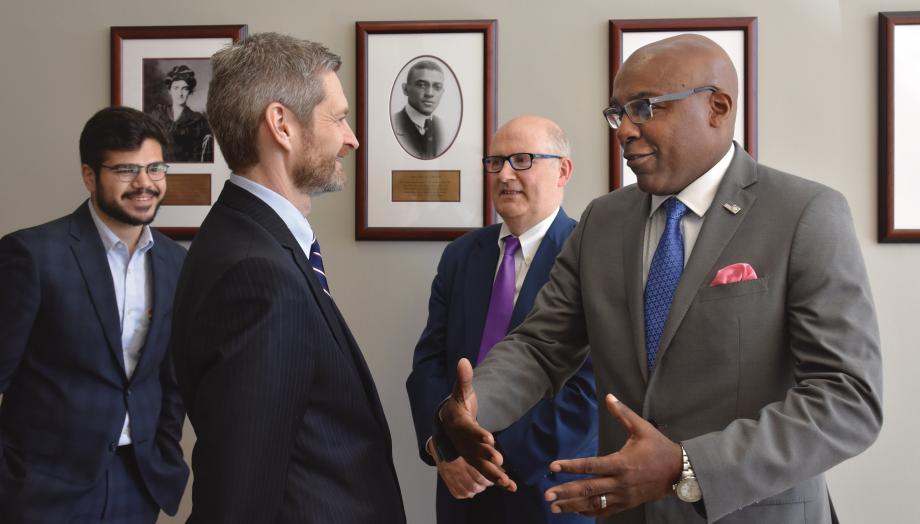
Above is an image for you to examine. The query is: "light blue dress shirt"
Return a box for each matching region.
[87,201,154,446]
[229,174,315,259]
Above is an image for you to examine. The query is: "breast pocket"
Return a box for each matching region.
[697,276,769,302]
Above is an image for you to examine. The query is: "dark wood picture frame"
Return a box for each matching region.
[879,12,920,242]
[608,17,758,190]
[111,24,248,240]
[355,20,497,240]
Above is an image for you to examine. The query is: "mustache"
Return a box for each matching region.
[121,188,161,199]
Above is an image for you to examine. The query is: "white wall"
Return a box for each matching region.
[1,1,918,522]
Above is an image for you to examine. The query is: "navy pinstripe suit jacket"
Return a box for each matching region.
[172,182,406,523]
[0,202,189,521]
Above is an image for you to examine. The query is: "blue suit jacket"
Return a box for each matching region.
[0,202,189,521]
[407,209,597,524]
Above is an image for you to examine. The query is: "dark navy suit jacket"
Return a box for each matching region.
[0,202,189,522]
[407,209,598,524]
[171,182,405,523]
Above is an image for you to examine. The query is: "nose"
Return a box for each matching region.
[343,119,359,151]
[131,167,155,188]
[615,114,641,146]
[495,160,517,182]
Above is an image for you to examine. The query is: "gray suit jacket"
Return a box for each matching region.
[473,148,882,523]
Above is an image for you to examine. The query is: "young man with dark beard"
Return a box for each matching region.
[0,106,189,523]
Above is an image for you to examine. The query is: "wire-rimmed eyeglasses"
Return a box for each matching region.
[100,162,170,182]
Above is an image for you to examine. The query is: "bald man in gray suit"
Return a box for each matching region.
[436,34,882,524]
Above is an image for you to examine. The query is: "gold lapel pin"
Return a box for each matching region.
[722,202,741,215]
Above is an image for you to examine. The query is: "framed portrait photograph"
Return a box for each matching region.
[879,12,920,242]
[111,24,248,239]
[355,20,497,240]
[608,17,758,190]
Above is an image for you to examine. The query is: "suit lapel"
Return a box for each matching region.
[654,149,759,365]
[621,195,653,383]
[464,227,500,363]
[69,204,127,376]
[133,243,167,379]
[511,209,573,329]
[218,183,350,354]
[217,183,390,434]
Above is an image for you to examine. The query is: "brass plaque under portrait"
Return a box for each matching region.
[391,170,460,202]
[161,174,211,206]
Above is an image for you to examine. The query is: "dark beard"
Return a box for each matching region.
[96,186,162,226]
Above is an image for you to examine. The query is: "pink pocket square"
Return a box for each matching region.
[710,263,758,287]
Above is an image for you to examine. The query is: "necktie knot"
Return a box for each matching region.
[664,197,689,221]
[502,235,520,258]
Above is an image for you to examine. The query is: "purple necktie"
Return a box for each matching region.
[477,235,521,365]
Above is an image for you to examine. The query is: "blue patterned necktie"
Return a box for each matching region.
[644,198,689,372]
[309,239,330,296]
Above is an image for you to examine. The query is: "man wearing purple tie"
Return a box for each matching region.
[436,35,881,524]
[407,116,598,524]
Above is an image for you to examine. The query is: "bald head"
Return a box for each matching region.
[489,115,573,235]
[624,34,737,117]
[612,34,737,195]
[492,115,570,157]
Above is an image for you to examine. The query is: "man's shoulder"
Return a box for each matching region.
[444,223,501,254]
[2,209,80,253]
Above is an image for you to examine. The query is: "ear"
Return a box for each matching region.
[263,102,296,152]
[81,164,97,194]
[402,82,409,96]
[708,91,734,128]
[556,157,574,188]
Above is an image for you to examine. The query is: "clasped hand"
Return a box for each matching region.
[438,361,684,515]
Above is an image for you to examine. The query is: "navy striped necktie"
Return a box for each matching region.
[309,239,330,296]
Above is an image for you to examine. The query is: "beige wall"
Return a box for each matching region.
[1,0,918,522]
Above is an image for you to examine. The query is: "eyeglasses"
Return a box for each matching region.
[603,86,718,129]
[482,153,562,174]
[100,162,169,182]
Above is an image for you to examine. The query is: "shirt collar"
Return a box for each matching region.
[405,104,432,129]
[498,207,560,265]
[87,200,155,254]
[649,143,735,219]
[229,174,315,256]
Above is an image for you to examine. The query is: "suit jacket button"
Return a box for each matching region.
[109,442,117,452]
[126,388,132,396]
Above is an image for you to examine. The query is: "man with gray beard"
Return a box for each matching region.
[170,33,406,523]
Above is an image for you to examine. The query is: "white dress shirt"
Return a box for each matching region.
[642,144,735,286]
[496,208,560,304]
[87,201,154,446]
[404,104,432,135]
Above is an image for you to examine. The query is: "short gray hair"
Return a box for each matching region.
[207,32,342,173]
[545,123,571,157]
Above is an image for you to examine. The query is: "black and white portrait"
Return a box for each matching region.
[389,56,462,160]
[143,58,213,163]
